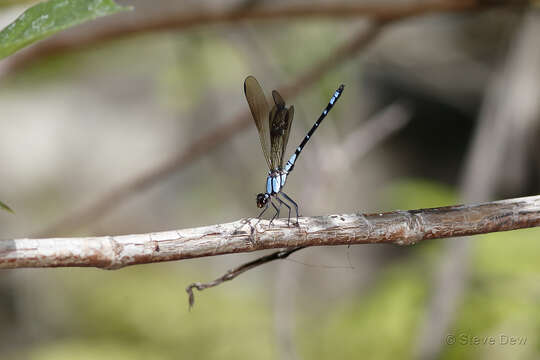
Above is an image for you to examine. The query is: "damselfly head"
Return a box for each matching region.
[256,193,269,208]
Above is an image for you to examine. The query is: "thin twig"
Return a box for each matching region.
[186,246,305,308]
[2,195,539,271]
[34,23,383,237]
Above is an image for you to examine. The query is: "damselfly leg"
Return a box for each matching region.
[270,201,280,224]
[280,192,299,226]
[257,203,269,221]
[275,195,292,225]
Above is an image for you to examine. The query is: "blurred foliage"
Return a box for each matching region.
[383,178,458,210]
[441,226,540,360]
[158,32,247,112]
[299,262,427,360]
[0,200,13,213]
[23,263,276,360]
[0,0,130,59]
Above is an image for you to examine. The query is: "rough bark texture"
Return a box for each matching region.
[1,195,539,270]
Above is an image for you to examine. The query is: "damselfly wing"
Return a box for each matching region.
[268,90,294,172]
[244,76,272,170]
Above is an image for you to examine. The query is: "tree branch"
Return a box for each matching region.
[2,195,539,270]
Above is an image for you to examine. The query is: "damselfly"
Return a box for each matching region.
[244,76,344,225]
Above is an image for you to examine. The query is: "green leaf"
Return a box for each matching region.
[0,0,131,59]
[0,200,13,213]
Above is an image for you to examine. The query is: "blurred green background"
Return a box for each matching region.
[1,1,539,359]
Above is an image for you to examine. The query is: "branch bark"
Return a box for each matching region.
[2,195,539,270]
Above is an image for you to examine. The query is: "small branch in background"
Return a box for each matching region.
[0,0,500,76]
[341,102,412,160]
[2,195,538,270]
[34,23,384,238]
